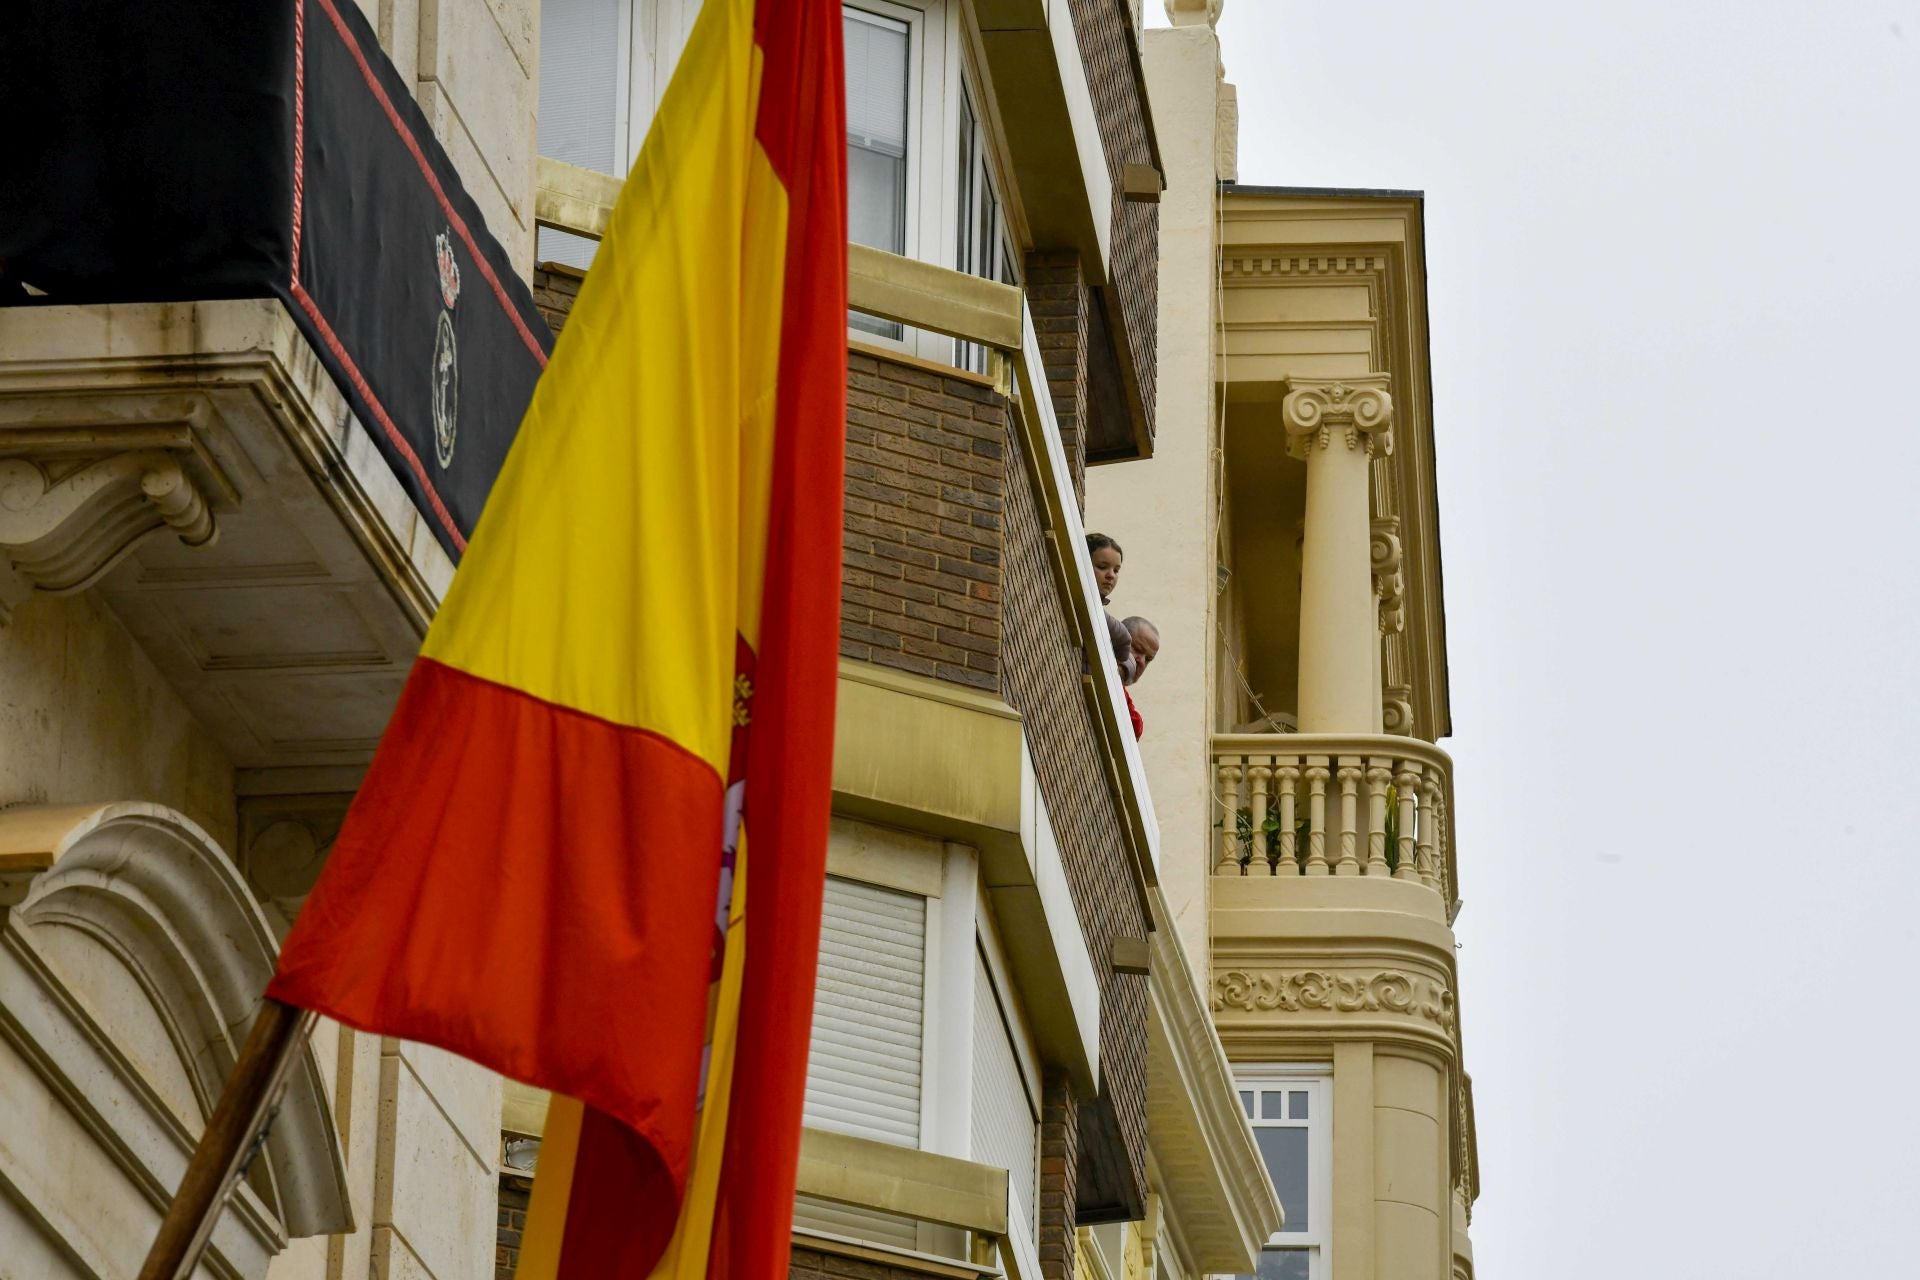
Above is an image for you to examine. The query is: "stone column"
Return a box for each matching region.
[1284,376,1394,734]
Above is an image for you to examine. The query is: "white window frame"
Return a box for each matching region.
[973,893,1045,1280]
[843,0,955,362]
[1237,1065,1334,1280]
[800,829,981,1256]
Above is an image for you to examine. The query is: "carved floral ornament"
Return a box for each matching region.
[1281,376,1394,461]
[1212,968,1456,1032]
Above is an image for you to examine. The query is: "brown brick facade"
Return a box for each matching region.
[999,411,1150,1222]
[839,349,1005,693]
[532,263,585,336]
[1023,252,1090,507]
[496,1176,530,1280]
[1066,0,1159,452]
[1038,1069,1082,1279]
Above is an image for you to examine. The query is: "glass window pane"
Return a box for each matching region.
[1253,1127,1309,1233]
[536,0,623,269]
[844,11,908,255]
[844,9,908,338]
[1260,1091,1286,1119]
[1239,1090,1255,1118]
[539,0,620,173]
[1255,1248,1313,1280]
[1289,1090,1310,1120]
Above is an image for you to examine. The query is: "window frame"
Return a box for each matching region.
[1237,1065,1335,1280]
[842,0,952,361]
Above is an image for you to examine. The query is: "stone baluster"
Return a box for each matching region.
[1365,759,1392,876]
[1418,771,1442,889]
[1394,762,1421,881]
[1303,758,1330,876]
[1215,757,1243,875]
[1275,761,1300,876]
[1248,757,1273,876]
[1284,375,1393,734]
[1334,758,1362,876]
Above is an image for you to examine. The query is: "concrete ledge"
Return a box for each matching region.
[796,1128,1009,1238]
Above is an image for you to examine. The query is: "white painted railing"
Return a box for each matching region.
[1211,734,1454,901]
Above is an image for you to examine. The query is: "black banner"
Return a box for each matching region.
[0,0,552,561]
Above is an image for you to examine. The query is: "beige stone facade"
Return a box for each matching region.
[0,2,1417,1279]
[1085,6,1483,1279]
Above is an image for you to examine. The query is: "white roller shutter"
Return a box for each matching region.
[794,875,926,1249]
[971,951,1039,1241]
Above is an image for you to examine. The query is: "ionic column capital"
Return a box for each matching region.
[1282,375,1394,461]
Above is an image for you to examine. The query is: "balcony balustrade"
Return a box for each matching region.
[1211,734,1454,904]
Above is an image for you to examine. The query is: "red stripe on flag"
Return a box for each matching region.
[267,658,724,1174]
[708,3,849,1275]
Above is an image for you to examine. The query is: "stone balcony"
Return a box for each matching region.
[1210,732,1456,911]
[0,299,450,782]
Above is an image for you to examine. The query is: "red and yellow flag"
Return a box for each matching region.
[266,0,846,1274]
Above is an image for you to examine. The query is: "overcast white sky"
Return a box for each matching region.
[1146,2,1920,1274]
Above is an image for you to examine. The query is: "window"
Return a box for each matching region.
[1237,1071,1332,1280]
[845,7,911,340]
[534,0,698,268]
[796,874,927,1248]
[970,948,1038,1242]
[953,82,1016,371]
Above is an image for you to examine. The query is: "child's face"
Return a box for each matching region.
[1092,547,1122,599]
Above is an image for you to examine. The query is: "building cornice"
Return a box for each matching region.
[1146,888,1282,1272]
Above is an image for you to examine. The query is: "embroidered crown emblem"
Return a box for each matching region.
[435,231,462,309]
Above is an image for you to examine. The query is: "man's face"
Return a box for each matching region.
[1130,626,1160,679]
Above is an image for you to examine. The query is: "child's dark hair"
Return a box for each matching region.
[1086,532,1124,559]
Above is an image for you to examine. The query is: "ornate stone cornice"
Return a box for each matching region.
[1211,968,1455,1033]
[1281,376,1393,461]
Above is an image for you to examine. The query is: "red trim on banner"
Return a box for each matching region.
[291,0,306,281]
[307,0,548,369]
[290,278,467,551]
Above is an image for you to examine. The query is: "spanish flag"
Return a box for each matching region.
[266,0,845,1274]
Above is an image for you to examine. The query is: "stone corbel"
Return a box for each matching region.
[1371,516,1405,635]
[0,449,223,622]
[1281,375,1394,461]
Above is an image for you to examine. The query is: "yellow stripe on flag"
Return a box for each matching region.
[422,0,778,776]
[513,1094,584,1280]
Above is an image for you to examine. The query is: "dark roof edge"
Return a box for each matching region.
[1220,182,1425,201]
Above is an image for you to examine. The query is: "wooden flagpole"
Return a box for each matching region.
[138,997,315,1280]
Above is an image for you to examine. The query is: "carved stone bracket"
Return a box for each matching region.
[1371,515,1404,634]
[0,448,225,622]
[1281,375,1394,461]
[1211,967,1455,1032]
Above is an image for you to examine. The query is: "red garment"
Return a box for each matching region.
[1125,686,1144,739]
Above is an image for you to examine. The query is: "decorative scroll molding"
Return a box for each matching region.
[1372,515,1405,634]
[1282,376,1393,461]
[0,449,222,621]
[1211,968,1455,1032]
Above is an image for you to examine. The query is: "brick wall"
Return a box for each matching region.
[496,1176,530,1280]
[532,263,585,336]
[999,412,1150,1221]
[840,350,1005,693]
[1038,1070,1082,1280]
[1024,252,1089,507]
[1066,0,1159,448]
